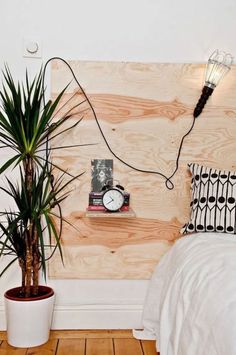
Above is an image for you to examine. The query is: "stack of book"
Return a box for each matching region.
[87,191,130,211]
[88,159,130,212]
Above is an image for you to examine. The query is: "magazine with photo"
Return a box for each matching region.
[91,159,113,192]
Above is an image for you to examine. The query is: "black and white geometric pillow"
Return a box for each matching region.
[181,163,236,235]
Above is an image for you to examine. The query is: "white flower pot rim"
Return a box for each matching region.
[4,285,54,302]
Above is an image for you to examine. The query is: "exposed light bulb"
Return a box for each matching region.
[194,50,233,118]
[205,50,233,88]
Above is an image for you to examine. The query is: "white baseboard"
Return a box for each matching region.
[0,304,143,330]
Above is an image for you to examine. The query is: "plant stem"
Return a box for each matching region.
[25,229,32,297]
[32,232,39,296]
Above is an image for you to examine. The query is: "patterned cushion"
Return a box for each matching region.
[182,163,236,234]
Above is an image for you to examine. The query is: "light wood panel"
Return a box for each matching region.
[85,209,136,218]
[49,60,236,279]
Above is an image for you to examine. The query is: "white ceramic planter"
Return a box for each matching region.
[4,286,55,348]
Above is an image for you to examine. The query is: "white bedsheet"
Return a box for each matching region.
[133,232,236,355]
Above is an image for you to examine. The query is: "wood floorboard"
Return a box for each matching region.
[56,339,85,355]
[26,339,58,355]
[0,330,158,355]
[141,340,159,355]
[86,338,113,355]
[0,340,27,354]
[0,330,134,341]
[113,338,143,355]
[50,329,133,339]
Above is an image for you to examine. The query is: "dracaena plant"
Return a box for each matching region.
[0,66,84,297]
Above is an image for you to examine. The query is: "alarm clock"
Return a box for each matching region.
[102,184,125,212]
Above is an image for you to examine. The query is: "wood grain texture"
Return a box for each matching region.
[113,338,143,355]
[0,341,27,354]
[0,332,159,355]
[56,339,85,355]
[26,340,58,355]
[0,330,134,341]
[49,60,236,279]
[51,330,133,339]
[141,340,159,355]
[85,209,136,218]
[86,338,113,355]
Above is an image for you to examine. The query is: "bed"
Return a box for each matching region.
[133,163,236,354]
[133,232,236,354]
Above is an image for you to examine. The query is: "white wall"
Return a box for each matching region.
[0,0,235,329]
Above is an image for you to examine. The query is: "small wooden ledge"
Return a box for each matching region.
[85,208,136,218]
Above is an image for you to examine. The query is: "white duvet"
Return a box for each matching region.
[133,232,236,355]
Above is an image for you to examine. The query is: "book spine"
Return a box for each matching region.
[89,192,130,206]
[87,205,130,211]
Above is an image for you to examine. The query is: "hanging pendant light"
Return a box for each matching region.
[194,50,233,118]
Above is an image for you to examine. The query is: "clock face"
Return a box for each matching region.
[102,188,125,212]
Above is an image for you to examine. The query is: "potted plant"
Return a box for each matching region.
[0,66,82,347]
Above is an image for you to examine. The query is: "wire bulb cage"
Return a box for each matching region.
[205,50,234,89]
[193,49,233,118]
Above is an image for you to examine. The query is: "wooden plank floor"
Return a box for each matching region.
[0,330,159,355]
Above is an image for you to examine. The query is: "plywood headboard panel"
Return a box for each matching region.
[48,61,236,279]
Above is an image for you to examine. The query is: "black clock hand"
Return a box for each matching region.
[107,198,114,204]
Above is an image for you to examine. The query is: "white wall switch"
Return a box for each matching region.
[23,38,42,58]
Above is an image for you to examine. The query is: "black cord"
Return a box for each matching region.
[166,116,196,187]
[42,57,197,190]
